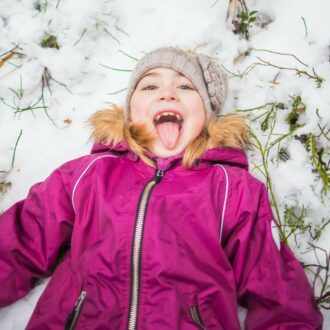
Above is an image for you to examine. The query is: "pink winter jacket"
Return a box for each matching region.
[0,140,323,329]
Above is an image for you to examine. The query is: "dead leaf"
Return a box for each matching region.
[233,50,251,64]
[296,107,306,113]
[0,182,12,196]
[0,51,17,68]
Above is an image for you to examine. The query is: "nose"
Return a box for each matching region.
[158,86,177,102]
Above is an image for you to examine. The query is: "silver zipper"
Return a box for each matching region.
[127,169,164,330]
[66,290,87,330]
[189,305,207,330]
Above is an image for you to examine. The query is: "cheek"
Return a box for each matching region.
[191,119,205,138]
[193,101,206,126]
[190,103,206,138]
[130,94,147,123]
[186,111,205,141]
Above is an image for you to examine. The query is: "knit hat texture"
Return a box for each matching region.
[124,47,228,122]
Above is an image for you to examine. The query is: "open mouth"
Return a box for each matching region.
[153,111,183,149]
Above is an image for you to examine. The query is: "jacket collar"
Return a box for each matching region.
[91,140,248,171]
[89,105,249,171]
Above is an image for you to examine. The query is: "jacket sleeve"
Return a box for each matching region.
[0,161,76,307]
[223,174,323,330]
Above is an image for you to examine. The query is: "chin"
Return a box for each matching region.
[151,143,185,158]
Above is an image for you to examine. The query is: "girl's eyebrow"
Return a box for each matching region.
[140,71,184,79]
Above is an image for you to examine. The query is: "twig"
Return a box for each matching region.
[220,64,243,78]
[301,17,308,37]
[115,25,130,37]
[252,110,269,122]
[118,49,139,61]
[103,28,120,44]
[256,56,324,87]
[267,129,298,152]
[317,124,330,142]
[248,127,283,236]
[40,68,67,128]
[0,129,23,175]
[250,161,267,179]
[303,244,330,308]
[98,63,132,72]
[10,130,23,168]
[240,61,269,76]
[108,87,127,95]
[73,28,87,46]
[250,47,308,67]
[42,67,72,94]
[0,45,24,58]
[13,105,46,114]
[310,218,330,240]
[236,102,277,112]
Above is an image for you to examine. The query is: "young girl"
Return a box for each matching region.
[0,47,323,329]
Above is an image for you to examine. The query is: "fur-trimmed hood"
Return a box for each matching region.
[88,105,249,170]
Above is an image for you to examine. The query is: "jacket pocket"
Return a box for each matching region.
[189,305,207,330]
[65,290,87,330]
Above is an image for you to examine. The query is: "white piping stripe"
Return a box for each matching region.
[72,155,117,214]
[214,164,229,245]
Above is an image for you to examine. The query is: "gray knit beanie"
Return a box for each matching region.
[124,47,228,122]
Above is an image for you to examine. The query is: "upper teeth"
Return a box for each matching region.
[155,111,182,121]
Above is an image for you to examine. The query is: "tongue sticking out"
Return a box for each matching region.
[156,122,181,149]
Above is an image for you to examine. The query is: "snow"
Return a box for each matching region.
[0,0,329,328]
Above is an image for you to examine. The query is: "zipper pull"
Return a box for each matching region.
[65,290,87,330]
[154,169,164,183]
[74,290,87,311]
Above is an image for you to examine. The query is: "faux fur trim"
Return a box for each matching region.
[207,114,249,149]
[89,104,126,146]
[88,104,249,167]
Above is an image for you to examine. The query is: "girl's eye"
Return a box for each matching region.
[141,84,194,91]
[179,84,194,90]
[142,85,157,90]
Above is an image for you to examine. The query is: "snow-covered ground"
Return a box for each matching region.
[0,0,329,328]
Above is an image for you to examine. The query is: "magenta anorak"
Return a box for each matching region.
[0,142,323,329]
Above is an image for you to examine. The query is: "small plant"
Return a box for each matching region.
[286,95,306,132]
[307,135,330,193]
[260,102,277,131]
[303,244,330,309]
[237,100,316,243]
[1,75,47,116]
[283,206,309,244]
[227,0,257,40]
[236,97,329,309]
[310,218,330,241]
[234,10,258,39]
[40,32,59,49]
[299,133,330,193]
[2,67,71,127]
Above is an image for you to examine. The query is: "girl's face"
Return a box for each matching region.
[130,67,206,158]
